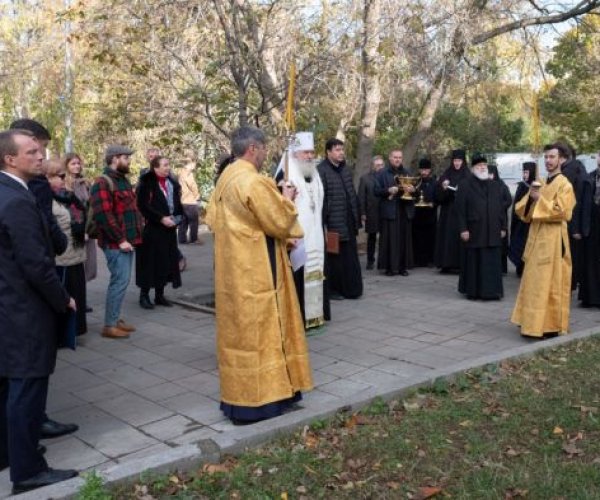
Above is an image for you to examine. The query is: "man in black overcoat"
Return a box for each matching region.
[557,143,593,291]
[9,119,79,441]
[579,152,600,307]
[455,155,506,300]
[374,149,415,276]
[0,130,78,494]
[358,155,384,269]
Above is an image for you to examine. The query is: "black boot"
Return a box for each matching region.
[139,293,154,309]
[154,295,173,307]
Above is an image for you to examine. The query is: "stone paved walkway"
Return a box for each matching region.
[2,236,600,497]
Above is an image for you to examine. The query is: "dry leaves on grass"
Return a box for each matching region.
[562,431,585,458]
[409,486,443,499]
[133,484,157,500]
[505,487,528,498]
[202,463,233,475]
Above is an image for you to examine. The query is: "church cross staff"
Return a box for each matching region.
[283,61,296,182]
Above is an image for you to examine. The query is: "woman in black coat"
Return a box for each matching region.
[136,156,183,308]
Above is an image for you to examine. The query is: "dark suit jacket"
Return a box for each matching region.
[358,171,380,233]
[374,165,415,221]
[0,173,69,378]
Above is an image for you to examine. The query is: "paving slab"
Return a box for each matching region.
[2,237,600,498]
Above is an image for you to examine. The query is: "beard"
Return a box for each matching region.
[474,169,489,181]
[297,159,316,178]
[116,163,130,174]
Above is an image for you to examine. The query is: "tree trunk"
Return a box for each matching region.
[402,66,450,166]
[355,0,381,180]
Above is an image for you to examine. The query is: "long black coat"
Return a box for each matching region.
[136,171,183,290]
[0,174,69,378]
[357,171,380,234]
[455,176,507,249]
[434,164,471,268]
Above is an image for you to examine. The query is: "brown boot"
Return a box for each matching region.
[101,326,130,339]
[117,319,136,332]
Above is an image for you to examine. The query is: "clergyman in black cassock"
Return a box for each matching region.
[579,159,600,307]
[456,155,506,300]
[559,143,593,291]
[508,162,537,276]
[488,164,512,274]
[435,149,471,273]
[412,158,437,267]
[374,149,414,276]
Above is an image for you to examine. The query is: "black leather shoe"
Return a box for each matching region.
[39,445,46,455]
[139,295,154,309]
[85,306,93,313]
[41,419,79,439]
[12,468,78,494]
[154,296,173,307]
[399,270,409,276]
[329,293,345,301]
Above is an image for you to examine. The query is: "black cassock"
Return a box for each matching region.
[374,165,414,274]
[487,168,512,274]
[412,175,437,267]
[579,173,600,307]
[562,159,593,290]
[455,176,506,300]
[508,181,531,276]
[434,164,471,271]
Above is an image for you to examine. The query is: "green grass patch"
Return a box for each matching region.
[109,336,600,499]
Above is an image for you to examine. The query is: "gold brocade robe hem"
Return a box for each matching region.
[206,159,314,407]
[510,174,575,337]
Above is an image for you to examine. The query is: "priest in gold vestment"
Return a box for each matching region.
[206,126,313,424]
[511,144,576,338]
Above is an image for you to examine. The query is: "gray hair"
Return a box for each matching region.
[230,126,266,157]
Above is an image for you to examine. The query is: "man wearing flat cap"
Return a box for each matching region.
[89,145,143,339]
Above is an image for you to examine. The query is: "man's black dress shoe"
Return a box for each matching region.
[154,296,173,307]
[139,295,154,309]
[85,306,93,313]
[329,293,345,301]
[399,270,409,276]
[12,468,78,494]
[41,419,79,439]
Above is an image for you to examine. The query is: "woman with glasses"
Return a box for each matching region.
[46,160,87,337]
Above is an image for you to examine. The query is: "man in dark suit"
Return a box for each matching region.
[358,155,384,270]
[9,119,79,441]
[0,129,78,494]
